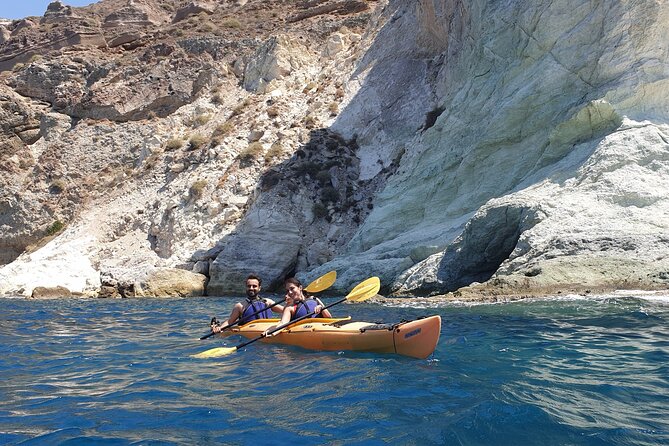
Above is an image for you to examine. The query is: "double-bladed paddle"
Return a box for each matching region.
[199,270,337,340]
[192,276,380,358]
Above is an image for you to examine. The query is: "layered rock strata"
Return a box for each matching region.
[1,0,668,299]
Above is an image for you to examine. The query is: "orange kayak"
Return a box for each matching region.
[229,315,441,359]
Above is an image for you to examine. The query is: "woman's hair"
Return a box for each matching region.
[284,277,309,297]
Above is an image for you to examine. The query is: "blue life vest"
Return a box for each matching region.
[240,298,273,323]
[292,299,320,320]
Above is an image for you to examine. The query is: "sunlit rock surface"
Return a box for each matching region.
[1,0,668,298]
[309,0,669,294]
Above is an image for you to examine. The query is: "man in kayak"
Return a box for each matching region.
[263,277,332,336]
[211,274,284,333]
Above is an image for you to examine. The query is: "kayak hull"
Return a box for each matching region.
[231,315,441,359]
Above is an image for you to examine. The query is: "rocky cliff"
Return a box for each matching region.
[1,0,668,298]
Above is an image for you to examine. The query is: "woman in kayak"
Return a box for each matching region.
[264,277,331,336]
[284,277,332,319]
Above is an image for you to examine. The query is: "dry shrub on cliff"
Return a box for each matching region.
[220,18,242,28]
[211,92,224,104]
[315,170,333,186]
[213,122,234,138]
[201,21,218,33]
[239,142,264,164]
[266,105,280,118]
[188,134,208,150]
[328,102,339,116]
[304,115,316,129]
[303,82,317,93]
[46,220,65,236]
[165,138,184,150]
[143,152,162,170]
[321,186,339,203]
[50,179,67,194]
[211,122,234,146]
[231,98,251,117]
[292,160,321,177]
[191,113,212,127]
[313,202,328,220]
[264,141,284,163]
[189,180,208,201]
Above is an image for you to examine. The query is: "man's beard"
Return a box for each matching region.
[246,289,258,299]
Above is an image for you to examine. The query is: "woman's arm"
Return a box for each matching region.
[263,305,293,336]
[316,298,332,318]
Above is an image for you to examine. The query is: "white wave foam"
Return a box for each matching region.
[379,290,669,308]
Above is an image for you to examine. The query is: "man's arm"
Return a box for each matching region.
[264,298,284,313]
[213,302,243,332]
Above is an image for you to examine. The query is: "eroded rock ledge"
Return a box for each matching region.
[1,0,668,298]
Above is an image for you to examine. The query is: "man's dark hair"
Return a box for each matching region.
[246,274,262,285]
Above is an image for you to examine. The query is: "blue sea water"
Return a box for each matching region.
[1,293,668,445]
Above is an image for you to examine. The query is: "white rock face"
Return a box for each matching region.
[310,0,669,293]
[0,227,100,296]
[243,35,316,93]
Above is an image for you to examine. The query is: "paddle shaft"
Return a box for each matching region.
[232,296,347,351]
[199,298,286,340]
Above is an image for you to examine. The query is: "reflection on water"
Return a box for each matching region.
[0,295,668,445]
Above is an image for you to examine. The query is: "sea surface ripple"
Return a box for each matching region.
[1,294,668,445]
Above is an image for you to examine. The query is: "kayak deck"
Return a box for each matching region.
[230,315,441,359]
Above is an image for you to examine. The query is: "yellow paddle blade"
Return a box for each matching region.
[191,346,238,358]
[304,270,336,293]
[346,277,380,302]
